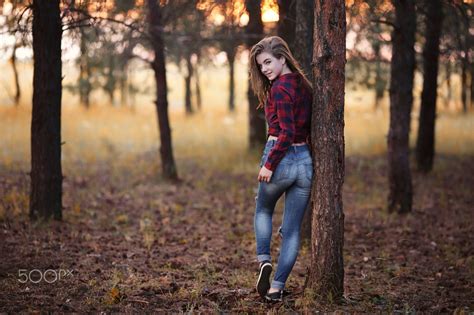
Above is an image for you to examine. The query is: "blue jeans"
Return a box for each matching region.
[254,140,313,290]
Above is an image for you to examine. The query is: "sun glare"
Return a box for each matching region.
[261,0,279,22]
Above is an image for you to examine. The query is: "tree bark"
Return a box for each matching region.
[106,57,116,106]
[461,58,468,113]
[306,0,346,302]
[184,51,194,115]
[416,0,443,173]
[148,0,178,180]
[194,56,202,110]
[226,48,236,112]
[373,43,385,110]
[295,0,314,242]
[277,0,296,51]
[245,0,266,149]
[387,0,415,214]
[10,44,21,106]
[79,28,91,108]
[471,60,474,107]
[445,60,452,108]
[30,0,63,221]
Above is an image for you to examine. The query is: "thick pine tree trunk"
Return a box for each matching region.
[147,0,178,180]
[295,0,314,242]
[184,51,194,115]
[387,0,415,214]
[277,0,296,51]
[306,0,346,301]
[10,44,21,105]
[30,0,63,221]
[416,0,443,173]
[245,0,266,149]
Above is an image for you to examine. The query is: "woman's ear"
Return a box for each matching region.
[279,56,286,65]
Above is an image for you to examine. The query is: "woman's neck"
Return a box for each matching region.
[279,65,292,77]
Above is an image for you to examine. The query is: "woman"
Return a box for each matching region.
[250,36,313,302]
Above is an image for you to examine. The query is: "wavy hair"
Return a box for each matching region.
[249,36,311,109]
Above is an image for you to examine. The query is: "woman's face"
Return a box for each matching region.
[256,52,286,81]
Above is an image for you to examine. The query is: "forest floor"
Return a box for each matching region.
[0,153,473,313]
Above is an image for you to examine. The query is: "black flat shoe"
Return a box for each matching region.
[265,289,283,302]
[256,261,272,298]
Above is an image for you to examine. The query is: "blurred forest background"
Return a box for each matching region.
[0,0,473,313]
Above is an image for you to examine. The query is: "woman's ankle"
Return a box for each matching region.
[268,287,281,294]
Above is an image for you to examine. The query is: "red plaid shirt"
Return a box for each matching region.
[264,72,312,171]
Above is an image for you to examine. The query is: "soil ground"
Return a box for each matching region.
[0,154,472,313]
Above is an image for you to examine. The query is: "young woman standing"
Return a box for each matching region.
[249,36,313,302]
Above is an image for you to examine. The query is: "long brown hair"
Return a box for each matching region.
[249,36,311,109]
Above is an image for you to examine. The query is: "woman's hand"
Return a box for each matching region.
[258,166,273,182]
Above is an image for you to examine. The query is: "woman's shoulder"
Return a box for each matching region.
[270,73,300,98]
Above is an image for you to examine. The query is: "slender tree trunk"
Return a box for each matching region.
[454,9,469,113]
[194,57,202,110]
[226,48,236,112]
[374,43,385,110]
[416,0,443,173]
[30,0,63,221]
[148,0,178,180]
[10,44,21,105]
[461,58,468,113]
[387,0,415,214]
[294,0,313,80]
[79,28,91,108]
[445,60,452,108]
[295,0,314,242]
[106,57,116,106]
[305,0,346,301]
[277,0,296,51]
[184,52,194,115]
[245,0,266,149]
[470,61,474,107]
[120,64,128,107]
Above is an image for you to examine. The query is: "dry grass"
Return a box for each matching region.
[0,60,472,173]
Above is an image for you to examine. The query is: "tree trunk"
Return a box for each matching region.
[245,0,266,149]
[148,0,178,180]
[445,60,452,108]
[79,28,91,108]
[106,57,116,106]
[454,8,469,113]
[120,67,128,108]
[294,0,313,80]
[387,0,415,214]
[416,0,443,173]
[305,0,346,302]
[471,61,474,107]
[10,44,21,105]
[227,48,236,112]
[30,0,63,221]
[295,0,314,242]
[373,43,385,110]
[184,51,194,115]
[277,0,296,51]
[194,57,202,110]
[461,58,468,113]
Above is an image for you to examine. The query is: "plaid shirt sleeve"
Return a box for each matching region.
[264,82,295,171]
